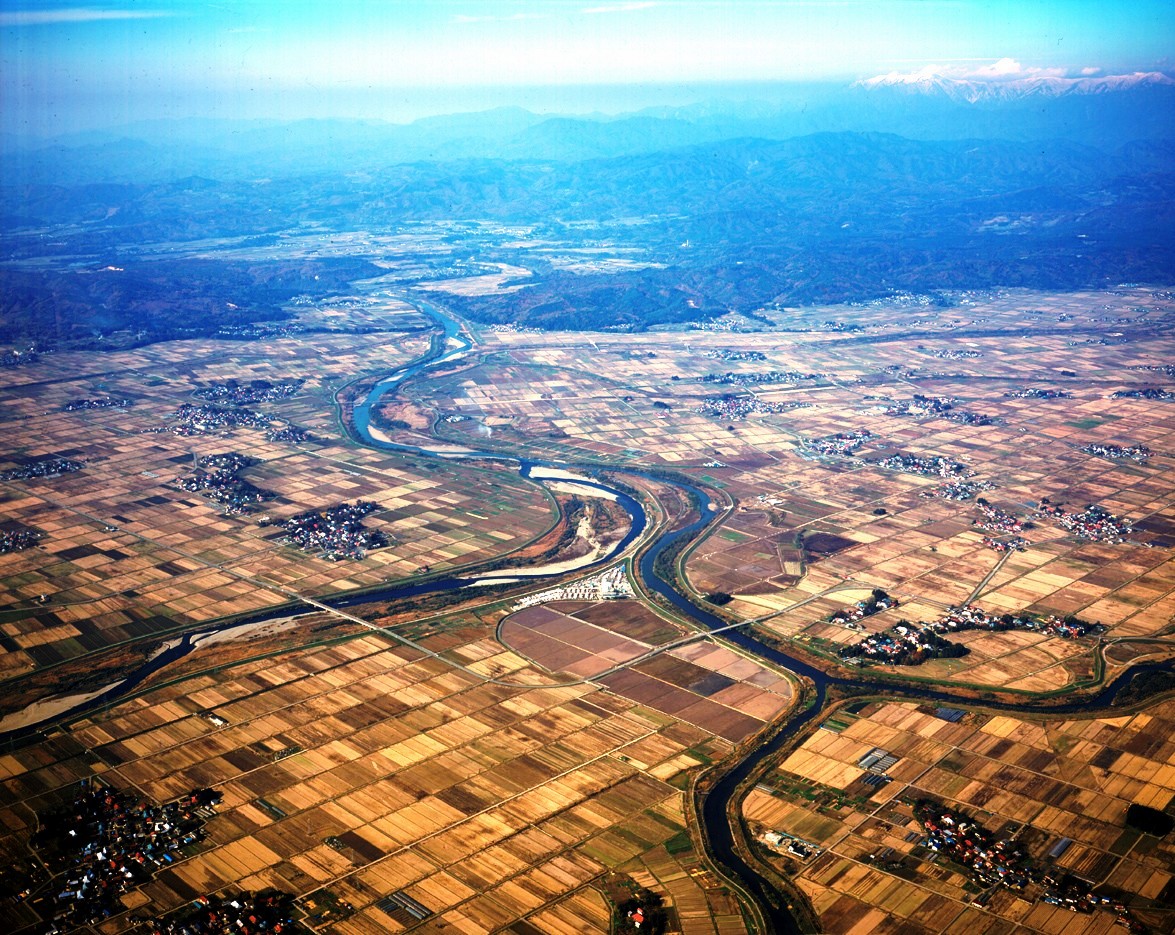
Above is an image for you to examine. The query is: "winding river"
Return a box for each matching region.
[6,298,1173,933]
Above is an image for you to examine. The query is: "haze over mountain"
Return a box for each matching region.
[5,72,1174,186]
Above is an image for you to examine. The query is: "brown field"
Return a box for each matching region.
[0,628,755,933]
[390,285,1175,693]
[499,599,795,743]
[0,316,556,685]
[2,255,1175,935]
[744,700,1175,935]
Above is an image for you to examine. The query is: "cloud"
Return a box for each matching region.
[581,2,658,14]
[0,7,174,26]
[453,12,545,24]
[871,58,1093,83]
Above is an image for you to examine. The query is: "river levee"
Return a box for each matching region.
[6,297,1174,934]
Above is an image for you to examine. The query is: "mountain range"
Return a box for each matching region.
[3,74,1173,186]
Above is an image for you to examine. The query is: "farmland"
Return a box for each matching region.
[744,700,1175,935]
[0,226,1173,934]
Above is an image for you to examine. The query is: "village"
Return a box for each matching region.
[840,604,1100,666]
[0,457,83,482]
[174,452,274,516]
[28,780,220,930]
[269,500,388,560]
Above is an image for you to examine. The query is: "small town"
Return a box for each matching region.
[1003,387,1072,399]
[973,498,1024,533]
[0,457,83,482]
[265,424,315,444]
[192,379,304,405]
[914,801,1149,932]
[1111,387,1175,401]
[0,525,40,554]
[1036,501,1133,542]
[841,604,1099,666]
[701,348,767,361]
[158,403,271,437]
[696,395,810,421]
[914,799,1030,890]
[921,479,995,501]
[1079,441,1152,462]
[174,452,273,515]
[882,394,958,417]
[827,588,898,627]
[271,500,388,559]
[140,892,297,935]
[27,781,220,930]
[62,397,133,411]
[702,369,819,386]
[874,451,975,478]
[803,430,874,458]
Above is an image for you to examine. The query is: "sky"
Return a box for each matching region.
[3,0,1173,137]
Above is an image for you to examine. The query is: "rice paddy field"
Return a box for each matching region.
[744,699,1175,935]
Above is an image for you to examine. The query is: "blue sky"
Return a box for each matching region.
[3,1,1173,135]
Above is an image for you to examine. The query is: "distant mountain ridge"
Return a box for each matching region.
[4,74,1174,186]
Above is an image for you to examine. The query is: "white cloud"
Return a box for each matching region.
[581,2,658,14]
[0,7,173,26]
[870,58,1093,83]
[453,12,545,24]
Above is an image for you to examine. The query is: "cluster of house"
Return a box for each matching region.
[915,801,1146,929]
[1038,873,1146,932]
[1080,442,1151,463]
[759,829,822,861]
[804,430,874,458]
[1003,387,1072,399]
[701,348,767,361]
[1111,387,1175,401]
[0,457,82,482]
[914,801,1031,890]
[62,397,133,411]
[931,348,983,359]
[982,535,1028,553]
[941,409,996,426]
[0,526,39,554]
[158,403,271,437]
[973,500,1023,533]
[882,394,958,417]
[839,618,965,666]
[265,424,315,444]
[192,379,303,406]
[1036,501,1132,543]
[874,452,974,478]
[696,395,809,421]
[0,343,43,368]
[842,604,1097,666]
[828,590,898,628]
[272,500,388,560]
[141,892,297,935]
[922,479,994,501]
[35,782,219,929]
[214,322,302,340]
[175,452,272,516]
[512,565,633,610]
[702,369,819,386]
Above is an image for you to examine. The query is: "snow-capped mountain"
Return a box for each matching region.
[855,71,1175,104]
